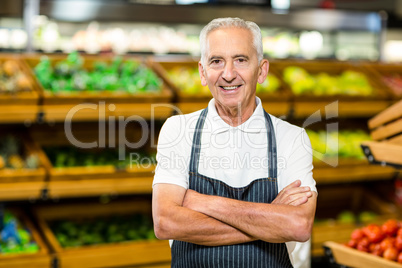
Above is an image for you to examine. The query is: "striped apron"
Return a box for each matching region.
[171,108,293,268]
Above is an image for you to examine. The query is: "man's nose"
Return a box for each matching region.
[222,62,237,82]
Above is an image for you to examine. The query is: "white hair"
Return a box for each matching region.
[199,17,263,66]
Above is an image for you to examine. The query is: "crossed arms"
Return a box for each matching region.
[152,180,317,246]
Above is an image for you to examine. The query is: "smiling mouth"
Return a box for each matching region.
[220,85,241,91]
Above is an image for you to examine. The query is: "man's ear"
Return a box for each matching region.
[257,59,269,84]
[199,62,208,86]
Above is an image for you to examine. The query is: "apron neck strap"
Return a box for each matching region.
[264,110,277,179]
[189,108,208,174]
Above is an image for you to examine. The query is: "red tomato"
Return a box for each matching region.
[372,249,383,257]
[347,239,358,248]
[398,228,402,237]
[357,237,370,252]
[357,243,369,252]
[383,247,398,261]
[395,235,402,251]
[380,237,396,252]
[382,219,400,237]
[363,224,385,243]
[398,252,402,263]
[351,228,365,241]
[369,243,382,254]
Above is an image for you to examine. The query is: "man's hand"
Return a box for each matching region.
[272,179,313,206]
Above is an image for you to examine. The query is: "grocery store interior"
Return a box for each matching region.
[1,0,402,267]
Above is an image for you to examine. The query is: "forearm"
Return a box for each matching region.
[187,191,317,243]
[152,184,255,246]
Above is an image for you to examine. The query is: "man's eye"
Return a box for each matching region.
[211,60,220,64]
[237,58,246,63]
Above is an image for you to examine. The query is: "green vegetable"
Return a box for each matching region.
[50,213,156,248]
[34,52,162,94]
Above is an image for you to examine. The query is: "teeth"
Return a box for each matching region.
[222,86,238,90]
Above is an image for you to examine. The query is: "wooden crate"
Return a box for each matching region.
[0,53,40,106]
[363,62,402,99]
[29,123,156,181]
[22,53,173,105]
[0,208,51,268]
[271,59,390,101]
[34,199,171,268]
[150,56,291,103]
[312,185,399,256]
[0,129,46,183]
[323,241,402,268]
[361,99,402,167]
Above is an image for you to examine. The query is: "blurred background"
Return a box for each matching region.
[0,1,401,268]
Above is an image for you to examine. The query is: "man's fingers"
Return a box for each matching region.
[288,192,313,206]
[282,186,311,196]
[282,179,301,191]
[289,196,308,206]
[273,190,313,206]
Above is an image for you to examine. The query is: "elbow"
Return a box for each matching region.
[153,216,172,240]
[293,217,314,242]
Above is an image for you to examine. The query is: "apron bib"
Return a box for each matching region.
[171,108,293,268]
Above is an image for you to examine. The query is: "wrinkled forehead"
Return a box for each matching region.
[205,27,255,57]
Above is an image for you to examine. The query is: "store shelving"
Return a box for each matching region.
[33,200,171,268]
[0,208,51,268]
[0,1,398,266]
[0,52,401,266]
[361,99,402,168]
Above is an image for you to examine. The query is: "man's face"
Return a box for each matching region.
[199,27,268,112]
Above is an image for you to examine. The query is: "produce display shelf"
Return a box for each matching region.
[0,131,47,183]
[22,54,173,105]
[323,241,402,268]
[363,62,402,99]
[0,105,39,123]
[47,177,154,199]
[0,54,40,106]
[38,102,174,122]
[293,100,393,118]
[362,99,402,168]
[313,161,397,184]
[34,200,171,268]
[271,60,390,101]
[0,181,45,201]
[0,208,51,268]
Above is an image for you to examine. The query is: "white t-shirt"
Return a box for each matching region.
[153,97,317,268]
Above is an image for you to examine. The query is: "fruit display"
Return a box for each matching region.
[0,60,33,94]
[306,129,371,160]
[0,135,40,170]
[50,213,156,248]
[282,66,373,96]
[166,66,210,95]
[34,52,162,94]
[382,74,402,96]
[316,210,379,225]
[0,210,39,254]
[345,219,402,263]
[43,145,154,169]
[256,73,281,94]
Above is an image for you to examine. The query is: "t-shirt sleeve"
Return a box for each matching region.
[280,128,317,193]
[153,116,190,190]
